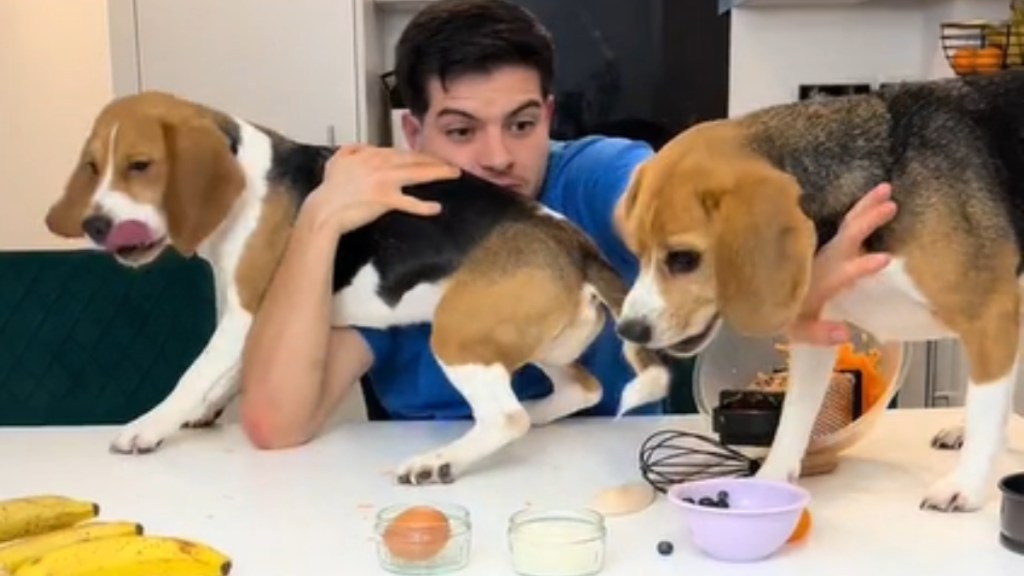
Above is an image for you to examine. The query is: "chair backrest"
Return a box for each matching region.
[0,249,215,426]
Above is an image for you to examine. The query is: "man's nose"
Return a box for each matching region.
[479,132,513,172]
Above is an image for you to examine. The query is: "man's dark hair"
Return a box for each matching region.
[394,0,555,118]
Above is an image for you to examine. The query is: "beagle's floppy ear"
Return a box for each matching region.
[711,165,816,337]
[162,118,243,256]
[46,149,97,238]
[615,161,650,253]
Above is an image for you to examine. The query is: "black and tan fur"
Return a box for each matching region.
[614,69,1024,512]
[45,92,670,483]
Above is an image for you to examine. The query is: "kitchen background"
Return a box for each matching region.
[0,0,1020,422]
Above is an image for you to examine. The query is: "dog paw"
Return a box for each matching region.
[920,476,985,512]
[395,452,457,485]
[109,415,184,455]
[182,406,226,429]
[109,426,166,455]
[930,425,964,450]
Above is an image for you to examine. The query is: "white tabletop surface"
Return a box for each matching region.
[1,408,1023,575]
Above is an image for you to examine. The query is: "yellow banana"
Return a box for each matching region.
[63,559,225,576]
[0,521,142,574]
[13,535,231,576]
[0,496,99,543]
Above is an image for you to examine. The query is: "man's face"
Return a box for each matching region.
[401,65,554,199]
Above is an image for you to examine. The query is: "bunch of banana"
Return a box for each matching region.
[0,496,231,576]
[0,495,99,543]
[12,535,231,576]
[0,521,141,574]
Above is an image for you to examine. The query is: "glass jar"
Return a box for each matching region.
[507,507,606,576]
[374,502,472,575]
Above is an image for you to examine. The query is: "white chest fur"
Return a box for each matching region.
[823,257,957,343]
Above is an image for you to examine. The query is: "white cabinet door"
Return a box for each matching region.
[130,0,360,146]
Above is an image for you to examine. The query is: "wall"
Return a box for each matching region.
[728,0,1013,116]
[0,0,113,251]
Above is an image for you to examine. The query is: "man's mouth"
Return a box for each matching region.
[662,314,722,357]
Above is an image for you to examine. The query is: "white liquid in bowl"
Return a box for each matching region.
[508,510,605,576]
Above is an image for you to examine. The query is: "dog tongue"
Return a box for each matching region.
[105,220,154,251]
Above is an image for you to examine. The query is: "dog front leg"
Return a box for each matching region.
[110,309,252,454]
[396,361,531,485]
[756,343,838,482]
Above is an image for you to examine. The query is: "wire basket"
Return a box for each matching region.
[941,20,1024,77]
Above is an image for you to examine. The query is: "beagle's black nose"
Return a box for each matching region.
[616,319,652,345]
[82,214,113,245]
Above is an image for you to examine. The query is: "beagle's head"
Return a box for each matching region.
[45,91,243,267]
[615,121,816,357]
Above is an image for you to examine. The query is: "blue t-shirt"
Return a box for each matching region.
[355,136,657,420]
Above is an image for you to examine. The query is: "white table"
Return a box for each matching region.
[1,408,1022,575]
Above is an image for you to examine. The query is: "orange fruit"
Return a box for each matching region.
[951,47,977,75]
[975,46,1004,73]
[787,508,812,543]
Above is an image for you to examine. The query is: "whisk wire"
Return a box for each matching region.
[638,429,762,493]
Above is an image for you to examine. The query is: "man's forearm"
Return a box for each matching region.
[240,208,341,446]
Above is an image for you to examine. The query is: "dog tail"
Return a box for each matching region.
[581,248,628,319]
[581,247,673,417]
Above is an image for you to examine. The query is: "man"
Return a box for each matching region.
[239,0,897,449]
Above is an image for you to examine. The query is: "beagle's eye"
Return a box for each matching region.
[664,250,701,275]
[84,161,99,176]
[128,159,152,173]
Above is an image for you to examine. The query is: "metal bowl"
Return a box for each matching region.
[692,322,911,463]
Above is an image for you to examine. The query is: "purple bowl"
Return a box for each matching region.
[667,477,811,562]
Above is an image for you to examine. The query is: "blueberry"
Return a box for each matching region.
[717,490,730,502]
[657,540,674,555]
[682,497,695,504]
[698,496,717,507]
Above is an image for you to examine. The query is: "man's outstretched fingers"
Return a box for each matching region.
[391,193,443,216]
[839,191,897,249]
[396,163,462,187]
[844,183,891,222]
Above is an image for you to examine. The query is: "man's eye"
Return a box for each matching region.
[445,127,474,141]
[510,120,536,133]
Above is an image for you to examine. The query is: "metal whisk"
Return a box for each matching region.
[638,429,762,494]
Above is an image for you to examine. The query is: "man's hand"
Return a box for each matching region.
[302,145,461,235]
[787,183,898,345]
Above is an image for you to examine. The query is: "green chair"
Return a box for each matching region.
[0,250,216,425]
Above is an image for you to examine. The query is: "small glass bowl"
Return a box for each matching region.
[374,502,472,575]
[507,507,607,576]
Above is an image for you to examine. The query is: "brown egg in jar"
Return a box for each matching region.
[382,505,452,562]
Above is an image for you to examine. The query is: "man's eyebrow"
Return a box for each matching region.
[506,100,542,118]
[435,100,543,122]
[436,108,478,121]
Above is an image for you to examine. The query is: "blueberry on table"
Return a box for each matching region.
[657,540,674,555]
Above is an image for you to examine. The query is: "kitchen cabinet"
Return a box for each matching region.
[107,0,362,146]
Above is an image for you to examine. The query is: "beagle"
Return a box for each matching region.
[44,91,670,484]
[614,69,1024,512]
